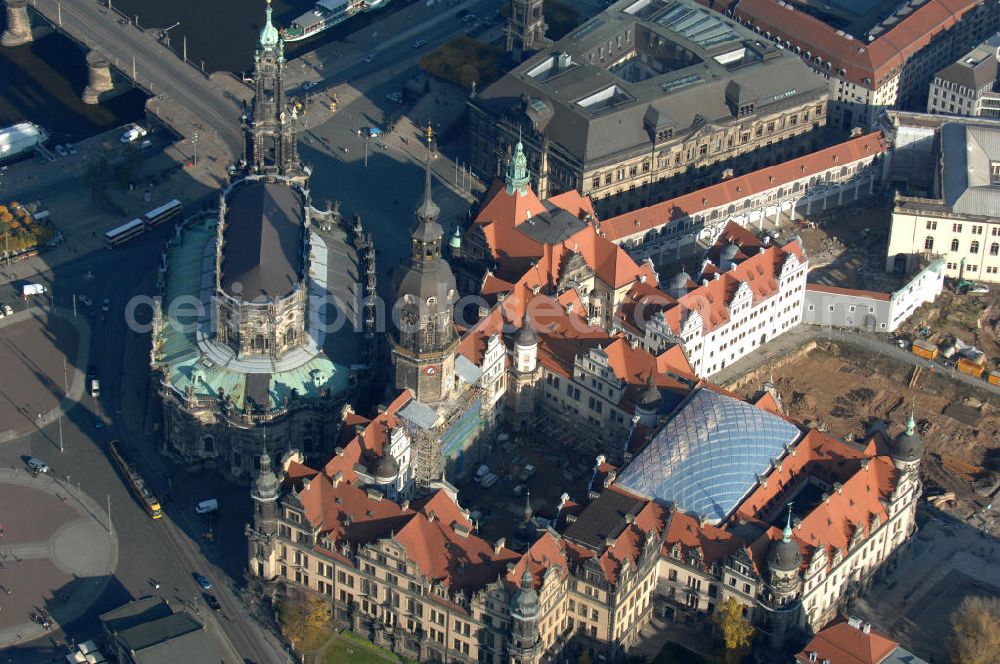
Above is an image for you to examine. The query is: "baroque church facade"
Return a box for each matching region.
[153,1,371,481]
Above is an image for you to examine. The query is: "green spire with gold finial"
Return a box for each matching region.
[506,140,530,196]
[259,0,280,49]
[906,408,916,436]
[782,503,794,543]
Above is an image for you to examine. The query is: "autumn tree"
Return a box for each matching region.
[714,597,755,653]
[279,594,331,652]
[951,596,1000,664]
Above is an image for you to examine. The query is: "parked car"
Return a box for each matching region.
[364,52,377,63]
[481,473,499,488]
[386,91,403,103]
[54,145,68,157]
[90,378,100,398]
[519,464,537,482]
[969,284,989,295]
[195,499,219,515]
[412,39,427,48]
[26,457,50,475]
[204,594,221,611]
[101,298,110,312]
[1,304,11,316]
[65,143,76,154]
[475,464,490,480]
[78,295,93,307]
[193,573,212,590]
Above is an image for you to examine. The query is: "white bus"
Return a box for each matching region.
[143,199,182,229]
[105,218,145,248]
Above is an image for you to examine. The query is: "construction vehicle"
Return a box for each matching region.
[956,357,986,378]
[987,371,1000,386]
[910,339,938,361]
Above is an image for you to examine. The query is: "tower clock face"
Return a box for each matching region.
[425,365,437,376]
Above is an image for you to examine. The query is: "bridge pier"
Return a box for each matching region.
[1,0,32,47]
[82,50,115,104]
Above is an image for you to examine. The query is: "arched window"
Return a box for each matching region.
[924,236,934,251]
[991,243,999,256]
[971,240,980,254]
[951,239,960,251]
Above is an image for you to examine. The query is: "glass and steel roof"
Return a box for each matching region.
[616,388,801,522]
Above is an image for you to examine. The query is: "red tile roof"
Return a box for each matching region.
[601,133,886,242]
[807,283,891,302]
[797,620,899,664]
[322,391,412,484]
[734,0,980,89]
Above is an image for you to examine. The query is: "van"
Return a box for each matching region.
[90,378,100,398]
[26,457,49,474]
[195,499,219,515]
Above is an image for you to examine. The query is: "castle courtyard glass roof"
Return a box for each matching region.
[616,388,802,522]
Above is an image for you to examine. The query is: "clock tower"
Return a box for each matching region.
[390,141,459,404]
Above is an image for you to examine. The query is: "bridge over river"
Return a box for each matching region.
[2,0,246,157]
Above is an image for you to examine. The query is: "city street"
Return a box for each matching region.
[0,229,291,662]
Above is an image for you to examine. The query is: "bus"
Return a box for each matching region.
[109,440,162,519]
[104,218,145,248]
[143,199,183,229]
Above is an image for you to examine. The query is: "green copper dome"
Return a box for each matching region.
[506,141,530,196]
[259,0,280,49]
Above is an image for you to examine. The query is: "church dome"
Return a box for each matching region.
[516,314,538,347]
[767,512,801,573]
[669,270,691,292]
[891,413,923,464]
[511,568,540,618]
[375,454,399,479]
[259,0,280,49]
[638,375,662,410]
[254,453,280,499]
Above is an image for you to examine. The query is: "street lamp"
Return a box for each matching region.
[191,132,199,166]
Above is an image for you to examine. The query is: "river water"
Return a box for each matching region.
[0,0,406,138]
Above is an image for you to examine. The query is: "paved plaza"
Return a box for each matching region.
[0,470,117,648]
[0,310,87,441]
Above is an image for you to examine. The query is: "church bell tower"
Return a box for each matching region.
[244,0,305,181]
[390,133,459,404]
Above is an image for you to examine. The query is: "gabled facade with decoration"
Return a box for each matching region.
[249,380,924,663]
[617,221,808,376]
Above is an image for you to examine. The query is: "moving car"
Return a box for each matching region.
[90,378,101,398]
[120,124,148,144]
[1,304,10,316]
[204,594,221,611]
[193,573,212,590]
[195,498,219,515]
[364,52,376,63]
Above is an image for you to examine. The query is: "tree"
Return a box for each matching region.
[279,594,330,651]
[951,596,1000,664]
[714,597,755,651]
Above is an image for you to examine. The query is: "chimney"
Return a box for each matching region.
[401,499,410,511]
[625,512,635,524]
[834,482,844,494]
[808,653,817,663]
[604,536,617,548]
[335,447,345,457]
[303,477,312,491]
[427,511,436,523]
[332,471,343,487]
[850,126,862,138]
[862,623,871,634]
[377,403,388,414]
[494,537,506,554]
[721,167,734,180]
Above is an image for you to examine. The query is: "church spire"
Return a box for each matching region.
[906,407,916,436]
[415,126,440,225]
[782,503,794,543]
[506,140,531,196]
